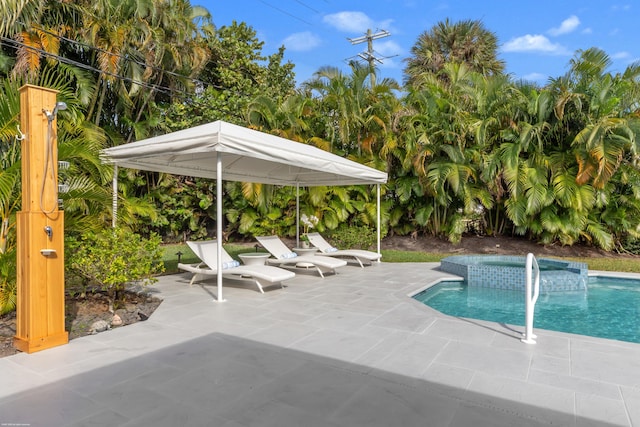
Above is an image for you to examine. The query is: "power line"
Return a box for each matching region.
[348,29,391,64]
[348,29,393,86]
[291,0,320,14]
[5,14,306,102]
[23,22,289,97]
[0,36,194,98]
[24,23,209,91]
[256,0,313,26]
[2,26,266,101]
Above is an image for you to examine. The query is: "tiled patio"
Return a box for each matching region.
[0,262,638,426]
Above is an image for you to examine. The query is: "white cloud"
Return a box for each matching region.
[378,57,400,70]
[521,72,548,82]
[282,32,322,52]
[324,11,373,33]
[502,34,568,55]
[323,11,395,34]
[375,40,403,57]
[548,15,580,36]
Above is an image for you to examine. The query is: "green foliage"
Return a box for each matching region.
[166,21,295,131]
[0,248,17,315]
[619,237,640,255]
[65,228,165,304]
[4,6,640,254]
[326,225,380,250]
[160,242,640,273]
[204,21,295,97]
[139,175,215,241]
[404,18,505,87]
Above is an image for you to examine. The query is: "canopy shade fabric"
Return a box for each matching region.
[100,120,387,186]
[100,120,386,302]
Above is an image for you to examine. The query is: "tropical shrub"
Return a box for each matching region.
[65,228,164,308]
[326,225,381,250]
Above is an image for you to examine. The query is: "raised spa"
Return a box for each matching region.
[440,255,588,292]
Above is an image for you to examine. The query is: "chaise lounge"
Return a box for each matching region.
[178,240,295,293]
[306,232,381,267]
[255,235,347,277]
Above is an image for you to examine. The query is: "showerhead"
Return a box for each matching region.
[52,101,67,116]
[43,101,67,122]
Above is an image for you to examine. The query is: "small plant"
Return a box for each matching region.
[66,228,165,309]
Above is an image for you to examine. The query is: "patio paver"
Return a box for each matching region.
[0,262,637,426]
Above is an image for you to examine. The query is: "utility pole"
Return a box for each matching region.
[348,29,391,86]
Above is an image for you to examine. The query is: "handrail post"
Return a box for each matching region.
[521,253,540,344]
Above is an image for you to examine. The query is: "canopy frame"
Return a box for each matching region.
[102,120,387,302]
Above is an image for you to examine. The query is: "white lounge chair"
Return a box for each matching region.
[306,232,381,268]
[178,240,295,293]
[255,235,347,278]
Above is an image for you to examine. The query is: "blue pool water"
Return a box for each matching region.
[413,276,640,344]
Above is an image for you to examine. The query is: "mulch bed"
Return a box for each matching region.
[0,289,162,358]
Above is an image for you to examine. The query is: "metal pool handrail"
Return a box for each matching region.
[521,253,540,344]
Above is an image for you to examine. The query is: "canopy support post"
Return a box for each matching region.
[296,184,300,247]
[216,152,225,302]
[376,184,381,261]
[112,165,118,228]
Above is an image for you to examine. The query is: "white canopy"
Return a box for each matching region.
[100,120,387,302]
[100,120,387,186]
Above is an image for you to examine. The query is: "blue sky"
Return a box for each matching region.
[201,1,638,86]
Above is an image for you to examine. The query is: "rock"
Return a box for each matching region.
[89,320,111,334]
[111,314,123,327]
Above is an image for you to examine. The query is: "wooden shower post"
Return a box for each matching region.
[14,85,68,353]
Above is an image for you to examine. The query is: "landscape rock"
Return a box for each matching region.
[89,320,111,334]
[111,314,123,327]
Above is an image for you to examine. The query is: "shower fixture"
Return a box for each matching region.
[43,101,67,122]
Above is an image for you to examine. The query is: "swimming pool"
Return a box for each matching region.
[413,276,640,344]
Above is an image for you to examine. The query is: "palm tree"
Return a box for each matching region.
[247,93,314,142]
[404,19,505,89]
[546,48,640,248]
[396,64,483,241]
[304,62,399,158]
[74,0,212,140]
[0,79,21,254]
[552,48,640,189]
[1,0,76,80]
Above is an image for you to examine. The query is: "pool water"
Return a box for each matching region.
[413,276,640,344]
